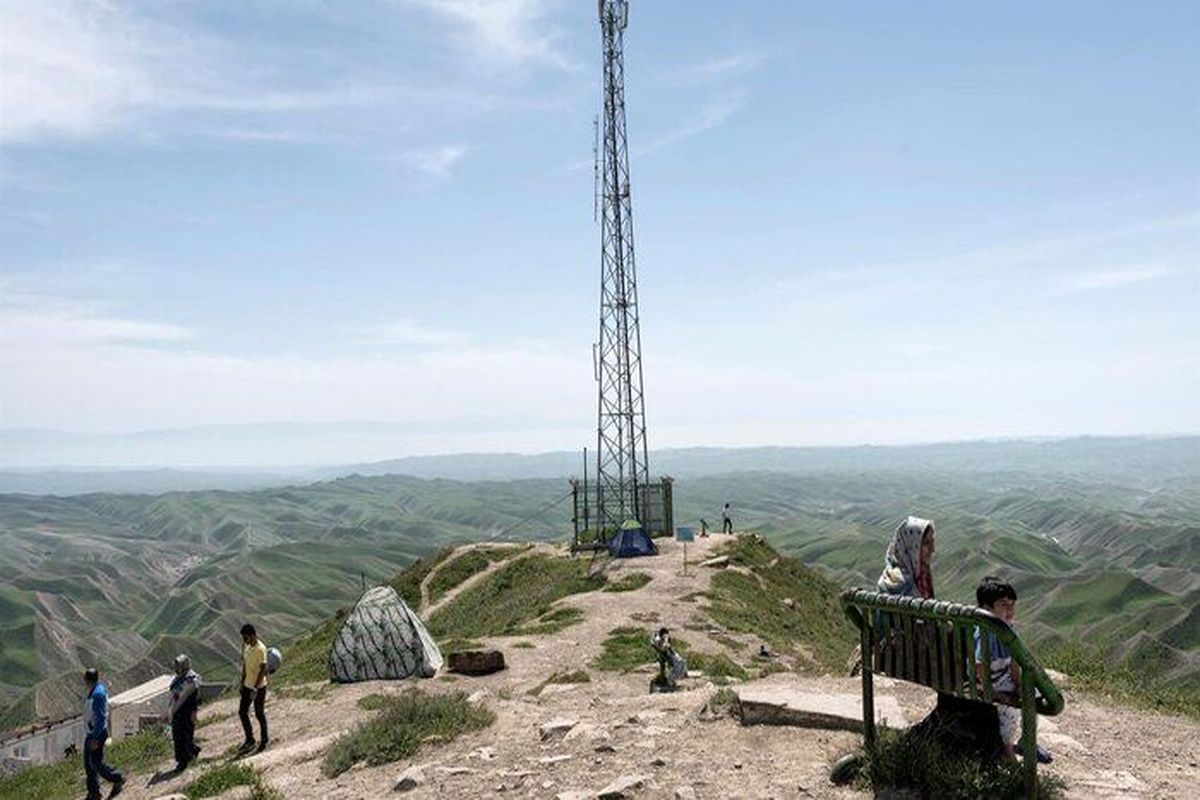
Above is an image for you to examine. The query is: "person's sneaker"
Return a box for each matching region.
[238,740,256,754]
[108,778,125,798]
[256,738,270,753]
[1036,745,1053,764]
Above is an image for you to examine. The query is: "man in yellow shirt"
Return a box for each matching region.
[238,623,269,753]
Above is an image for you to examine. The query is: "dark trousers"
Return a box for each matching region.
[83,737,122,798]
[723,517,733,534]
[239,686,268,744]
[172,709,199,766]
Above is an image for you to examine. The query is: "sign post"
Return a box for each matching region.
[675,527,695,576]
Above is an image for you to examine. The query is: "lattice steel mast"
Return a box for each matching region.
[594,0,649,532]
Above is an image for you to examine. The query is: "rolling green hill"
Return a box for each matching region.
[2,437,1196,728]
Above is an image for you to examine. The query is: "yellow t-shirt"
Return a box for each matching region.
[243,641,268,689]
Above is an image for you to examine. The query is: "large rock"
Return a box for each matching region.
[735,686,907,732]
[448,650,506,676]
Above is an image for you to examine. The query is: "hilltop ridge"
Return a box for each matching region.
[6,534,1198,799]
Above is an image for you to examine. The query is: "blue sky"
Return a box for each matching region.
[1,0,1197,458]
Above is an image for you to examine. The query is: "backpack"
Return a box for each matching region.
[267,646,283,675]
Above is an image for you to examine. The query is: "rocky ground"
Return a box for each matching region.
[119,535,1198,799]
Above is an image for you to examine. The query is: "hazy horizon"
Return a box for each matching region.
[1,424,1195,470]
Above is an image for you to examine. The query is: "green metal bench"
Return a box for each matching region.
[840,588,1065,798]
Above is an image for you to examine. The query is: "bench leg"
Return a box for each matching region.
[861,624,876,753]
[1022,673,1038,799]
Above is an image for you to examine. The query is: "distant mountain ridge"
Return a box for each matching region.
[2,434,1196,495]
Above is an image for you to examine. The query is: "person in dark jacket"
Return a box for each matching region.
[83,668,125,800]
[169,654,202,771]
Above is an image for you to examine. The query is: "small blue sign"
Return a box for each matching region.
[675,527,695,542]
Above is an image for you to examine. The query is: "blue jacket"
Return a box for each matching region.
[84,683,109,740]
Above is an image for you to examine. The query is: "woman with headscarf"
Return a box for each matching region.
[169,654,202,771]
[877,515,936,599]
[847,515,937,676]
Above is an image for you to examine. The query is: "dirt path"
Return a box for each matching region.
[417,541,531,613]
[118,536,1200,800]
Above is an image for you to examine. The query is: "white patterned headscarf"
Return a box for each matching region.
[876,516,933,596]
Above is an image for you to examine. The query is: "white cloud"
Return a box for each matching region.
[1060,267,1179,292]
[401,0,572,68]
[397,144,468,177]
[664,51,768,84]
[636,91,744,157]
[0,1,391,144]
[0,292,193,345]
[367,319,471,346]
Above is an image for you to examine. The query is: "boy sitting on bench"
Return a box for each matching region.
[974,576,1051,764]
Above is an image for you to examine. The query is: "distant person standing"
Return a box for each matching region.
[722,502,733,534]
[238,624,269,754]
[82,668,124,800]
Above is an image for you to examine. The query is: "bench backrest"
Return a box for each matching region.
[840,588,1064,715]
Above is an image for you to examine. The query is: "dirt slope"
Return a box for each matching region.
[117,535,1199,800]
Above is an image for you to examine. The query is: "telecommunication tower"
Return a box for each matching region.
[592,0,649,533]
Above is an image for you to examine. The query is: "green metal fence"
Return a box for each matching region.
[840,588,1064,798]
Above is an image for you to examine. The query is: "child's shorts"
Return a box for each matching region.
[997,704,1021,746]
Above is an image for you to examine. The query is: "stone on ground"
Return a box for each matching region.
[598,773,649,799]
[448,649,506,675]
[735,685,907,732]
[539,717,579,741]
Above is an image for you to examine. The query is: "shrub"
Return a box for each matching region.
[593,627,655,672]
[528,670,591,696]
[603,572,653,593]
[860,727,1065,800]
[185,763,258,798]
[322,689,494,777]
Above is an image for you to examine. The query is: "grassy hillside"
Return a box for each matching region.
[0,475,568,727]
[2,443,1196,728]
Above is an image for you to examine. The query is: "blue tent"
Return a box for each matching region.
[608,520,658,558]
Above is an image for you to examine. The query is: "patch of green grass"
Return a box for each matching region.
[427,555,604,640]
[528,670,591,696]
[185,762,258,798]
[593,627,655,672]
[860,727,1065,800]
[603,572,652,593]
[427,547,521,604]
[683,648,748,681]
[272,683,331,701]
[706,535,856,672]
[514,605,585,636]
[270,609,343,688]
[357,693,390,711]
[0,731,172,800]
[756,661,790,677]
[390,547,457,609]
[1043,640,1200,720]
[513,640,536,649]
[439,638,485,653]
[195,709,234,729]
[322,689,494,777]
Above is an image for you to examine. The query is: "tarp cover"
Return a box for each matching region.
[329,586,444,682]
[608,521,658,558]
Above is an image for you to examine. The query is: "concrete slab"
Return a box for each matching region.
[735,686,908,732]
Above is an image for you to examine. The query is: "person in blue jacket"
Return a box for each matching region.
[83,668,125,799]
